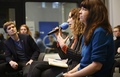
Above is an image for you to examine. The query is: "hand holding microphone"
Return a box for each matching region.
[47,22,69,35]
[47,22,69,48]
[56,30,69,48]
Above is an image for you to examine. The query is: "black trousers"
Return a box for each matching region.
[0,61,30,77]
[27,61,67,77]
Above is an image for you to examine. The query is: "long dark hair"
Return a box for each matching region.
[80,0,112,45]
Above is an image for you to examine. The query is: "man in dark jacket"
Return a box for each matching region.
[113,25,120,72]
[0,21,40,77]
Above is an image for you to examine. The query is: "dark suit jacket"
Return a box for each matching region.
[4,34,40,63]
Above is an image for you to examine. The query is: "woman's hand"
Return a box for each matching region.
[57,33,69,48]
[54,27,64,48]
[54,26,69,48]
[54,26,62,38]
[57,33,65,48]
[63,72,73,77]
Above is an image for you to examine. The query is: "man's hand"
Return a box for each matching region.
[26,59,33,65]
[9,61,18,70]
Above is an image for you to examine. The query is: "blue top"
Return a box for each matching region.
[78,27,115,77]
[36,38,45,53]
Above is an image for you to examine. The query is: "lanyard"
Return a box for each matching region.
[14,40,23,50]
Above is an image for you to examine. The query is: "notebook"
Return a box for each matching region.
[48,58,68,68]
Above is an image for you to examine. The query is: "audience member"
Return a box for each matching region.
[0,21,40,77]
[45,35,57,53]
[114,25,120,55]
[63,0,115,77]
[34,31,45,53]
[113,25,120,70]
[27,8,84,77]
[19,24,32,37]
[62,31,70,46]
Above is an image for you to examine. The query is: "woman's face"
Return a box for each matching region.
[79,7,89,26]
[67,12,74,31]
[20,26,27,34]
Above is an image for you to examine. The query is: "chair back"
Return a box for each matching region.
[38,53,45,61]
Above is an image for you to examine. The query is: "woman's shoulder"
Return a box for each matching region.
[94,27,106,34]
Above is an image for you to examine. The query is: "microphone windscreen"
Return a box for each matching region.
[61,22,69,30]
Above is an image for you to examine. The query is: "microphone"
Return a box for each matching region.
[47,22,69,35]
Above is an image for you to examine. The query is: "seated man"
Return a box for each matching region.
[0,21,40,77]
[113,25,120,72]
[34,31,45,53]
[114,25,120,55]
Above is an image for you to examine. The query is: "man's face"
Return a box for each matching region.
[6,24,17,36]
[113,28,120,37]
[34,34,37,39]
